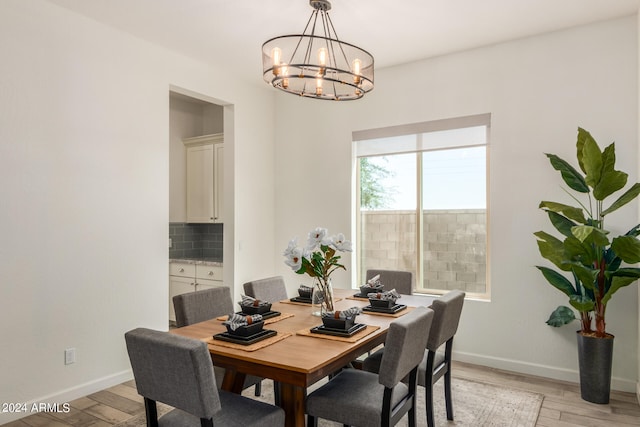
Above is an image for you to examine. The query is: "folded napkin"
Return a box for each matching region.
[360,274,383,292]
[223,313,263,331]
[323,306,363,319]
[367,288,400,302]
[367,274,381,286]
[239,294,271,307]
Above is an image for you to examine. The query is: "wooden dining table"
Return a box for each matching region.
[171,287,435,427]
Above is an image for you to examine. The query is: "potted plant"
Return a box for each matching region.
[534,127,640,404]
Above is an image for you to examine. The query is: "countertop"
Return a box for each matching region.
[169,258,223,267]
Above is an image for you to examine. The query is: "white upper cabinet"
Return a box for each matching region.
[183,134,224,223]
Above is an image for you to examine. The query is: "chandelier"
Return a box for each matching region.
[262,0,374,101]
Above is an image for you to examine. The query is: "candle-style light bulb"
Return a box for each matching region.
[315,77,323,96]
[272,47,282,76]
[352,58,362,84]
[318,48,327,65]
[272,47,282,65]
[318,47,327,75]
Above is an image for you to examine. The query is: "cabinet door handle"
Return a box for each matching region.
[191,282,195,286]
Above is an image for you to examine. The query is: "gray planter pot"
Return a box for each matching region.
[576,331,614,404]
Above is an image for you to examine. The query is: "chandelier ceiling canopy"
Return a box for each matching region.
[262,0,374,101]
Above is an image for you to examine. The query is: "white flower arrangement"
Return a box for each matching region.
[283,227,352,314]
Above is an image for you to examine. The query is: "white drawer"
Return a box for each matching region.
[170,262,196,278]
[196,265,223,281]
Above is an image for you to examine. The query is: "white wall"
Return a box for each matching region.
[0,0,276,423]
[274,16,638,391]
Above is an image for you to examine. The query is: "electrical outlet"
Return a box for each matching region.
[65,348,76,365]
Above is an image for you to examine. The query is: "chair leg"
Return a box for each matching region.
[306,414,318,426]
[444,339,454,420]
[425,352,436,427]
[444,368,453,420]
[408,406,417,427]
[254,380,262,396]
[143,397,159,427]
[425,382,435,427]
[409,383,417,427]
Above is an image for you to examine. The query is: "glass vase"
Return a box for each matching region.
[311,276,335,317]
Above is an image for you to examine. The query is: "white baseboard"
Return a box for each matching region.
[453,350,636,393]
[0,370,133,425]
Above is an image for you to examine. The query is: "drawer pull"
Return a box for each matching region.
[179,268,185,273]
[208,271,214,276]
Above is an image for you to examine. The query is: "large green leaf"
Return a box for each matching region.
[601,143,616,173]
[578,128,602,187]
[571,225,610,247]
[548,211,577,238]
[570,263,597,291]
[563,235,595,263]
[546,306,576,327]
[601,183,640,216]
[611,236,640,263]
[545,153,589,193]
[536,266,576,297]
[602,269,640,304]
[539,201,587,224]
[593,170,628,201]
[569,294,595,312]
[576,127,594,174]
[534,231,569,270]
[605,247,623,271]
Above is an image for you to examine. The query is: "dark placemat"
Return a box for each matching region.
[213,329,277,345]
[352,293,370,299]
[363,304,408,314]
[289,297,312,304]
[310,323,367,337]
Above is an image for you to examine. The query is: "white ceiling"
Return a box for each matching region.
[47,0,640,86]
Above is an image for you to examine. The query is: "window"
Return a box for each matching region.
[354,114,489,297]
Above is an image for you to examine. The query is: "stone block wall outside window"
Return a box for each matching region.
[360,209,486,294]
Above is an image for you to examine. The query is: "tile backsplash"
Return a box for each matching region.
[169,222,223,261]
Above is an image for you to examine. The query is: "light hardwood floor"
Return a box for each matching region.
[5,361,640,426]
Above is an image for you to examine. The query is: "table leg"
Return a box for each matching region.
[221,369,246,394]
[278,383,306,427]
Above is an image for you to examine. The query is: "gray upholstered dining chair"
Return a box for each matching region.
[124,328,285,427]
[363,290,466,427]
[366,269,414,295]
[241,276,289,404]
[173,286,264,396]
[305,306,434,427]
[243,276,289,302]
[173,286,234,328]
